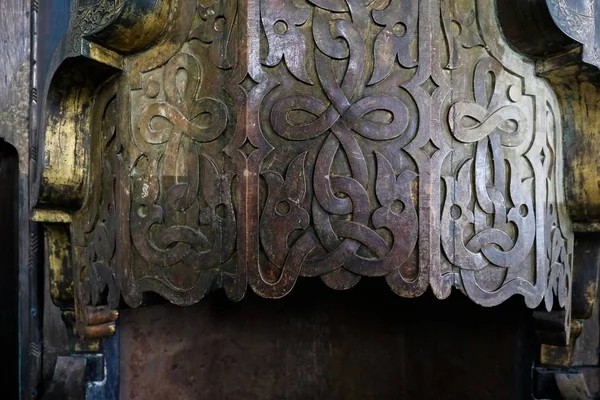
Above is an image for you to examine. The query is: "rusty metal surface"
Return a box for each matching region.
[120,279,537,400]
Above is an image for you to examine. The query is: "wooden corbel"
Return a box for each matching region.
[33,0,180,341]
[498,1,600,394]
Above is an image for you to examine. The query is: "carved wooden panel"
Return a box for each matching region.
[36,0,574,338]
[546,0,600,68]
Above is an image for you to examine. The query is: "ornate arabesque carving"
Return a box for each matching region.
[37,0,574,339]
[68,0,125,52]
[71,80,121,338]
[546,0,600,68]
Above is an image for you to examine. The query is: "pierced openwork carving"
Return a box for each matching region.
[37,0,574,338]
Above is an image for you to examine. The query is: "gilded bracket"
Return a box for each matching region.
[34,0,175,340]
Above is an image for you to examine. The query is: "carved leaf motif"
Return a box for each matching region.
[69,0,125,51]
[260,152,310,267]
[193,0,238,69]
[370,0,418,85]
[261,0,312,83]
[441,0,484,69]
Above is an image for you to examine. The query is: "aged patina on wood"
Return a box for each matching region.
[494,2,600,384]
[34,0,576,346]
[0,0,43,398]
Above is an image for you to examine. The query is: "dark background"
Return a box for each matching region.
[0,141,19,399]
[120,280,538,400]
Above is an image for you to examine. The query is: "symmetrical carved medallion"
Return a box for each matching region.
[37,0,574,337]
